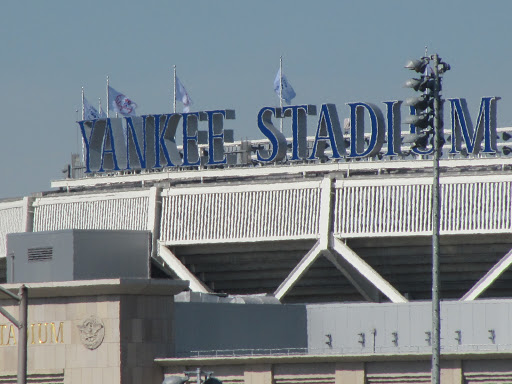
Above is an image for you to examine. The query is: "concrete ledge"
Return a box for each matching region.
[155,351,512,366]
[0,369,64,376]
[0,278,188,298]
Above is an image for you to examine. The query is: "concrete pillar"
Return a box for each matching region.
[244,364,273,384]
[147,187,162,258]
[335,362,365,384]
[21,197,35,233]
[441,360,462,384]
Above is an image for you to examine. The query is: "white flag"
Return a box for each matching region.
[175,76,192,113]
[108,86,137,116]
[274,68,296,104]
[83,97,102,120]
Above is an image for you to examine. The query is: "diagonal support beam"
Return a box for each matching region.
[274,240,323,301]
[323,249,380,302]
[462,247,512,301]
[330,237,408,303]
[158,244,212,293]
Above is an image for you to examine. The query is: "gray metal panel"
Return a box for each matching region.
[0,257,5,283]
[6,230,151,283]
[441,302,456,348]
[174,302,307,356]
[396,304,411,349]
[458,301,475,346]
[471,300,488,345]
[73,230,150,280]
[307,300,512,355]
[408,303,431,350]
[6,231,75,283]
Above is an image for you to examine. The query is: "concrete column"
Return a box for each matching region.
[244,364,273,384]
[147,187,162,257]
[21,197,35,233]
[335,362,365,384]
[441,360,463,384]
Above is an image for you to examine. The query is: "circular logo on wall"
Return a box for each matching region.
[77,315,105,350]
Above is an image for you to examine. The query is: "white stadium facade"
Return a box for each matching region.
[2,98,512,384]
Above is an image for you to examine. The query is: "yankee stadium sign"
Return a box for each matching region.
[78,97,499,173]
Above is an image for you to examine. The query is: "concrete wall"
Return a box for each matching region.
[162,356,512,384]
[0,279,186,384]
[0,294,122,384]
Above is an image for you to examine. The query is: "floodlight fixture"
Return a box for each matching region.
[405,58,429,73]
[404,77,435,92]
[404,94,435,112]
[403,114,433,129]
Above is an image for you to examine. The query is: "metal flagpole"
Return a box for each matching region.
[80,88,85,164]
[17,285,27,384]
[81,87,85,120]
[173,65,177,113]
[106,76,110,118]
[279,56,283,133]
[98,98,102,115]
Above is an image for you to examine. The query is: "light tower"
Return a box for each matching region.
[404,52,450,384]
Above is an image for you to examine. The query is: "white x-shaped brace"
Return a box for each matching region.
[273,235,408,303]
[154,174,511,302]
[271,177,408,303]
[155,177,409,303]
[156,237,409,303]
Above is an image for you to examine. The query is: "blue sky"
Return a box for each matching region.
[1,1,511,198]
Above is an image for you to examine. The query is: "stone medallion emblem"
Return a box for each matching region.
[77,315,105,350]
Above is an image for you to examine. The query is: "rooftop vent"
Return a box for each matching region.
[28,247,53,262]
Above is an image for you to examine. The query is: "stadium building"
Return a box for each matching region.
[2,99,512,384]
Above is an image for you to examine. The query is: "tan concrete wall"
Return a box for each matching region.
[244,364,272,384]
[162,357,512,384]
[0,287,179,384]
[335,362,364,384]
[0,295,122,384]
[119,294,175,384]
[163,364,245,384]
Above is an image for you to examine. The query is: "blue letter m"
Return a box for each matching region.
[448,97,499,154]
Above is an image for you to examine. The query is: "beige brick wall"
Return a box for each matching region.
[0,295,122,383]
[0,292,175,384]
[119,295,175,384]
[161,358,509,384]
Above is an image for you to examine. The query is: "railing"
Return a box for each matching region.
[32,191,150,232]
[2,170,512,250]
[0,201,25,258]
[181,343,512,358]
[160,182,322,244]
[334,175,512,238]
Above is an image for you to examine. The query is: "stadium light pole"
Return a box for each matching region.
[0,285,28,384]
[404,53,450,384]
[431,53,442,384]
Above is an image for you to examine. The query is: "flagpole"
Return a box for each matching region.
[98,98,102,115]
[106,76,110,118]
[76,108,80,161]
[80,88,85,165]
[279,56,283,133]
[81,87,85,120]
[173,65,177,113]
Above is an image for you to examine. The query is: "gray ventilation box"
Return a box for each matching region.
[6,230,151,283]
